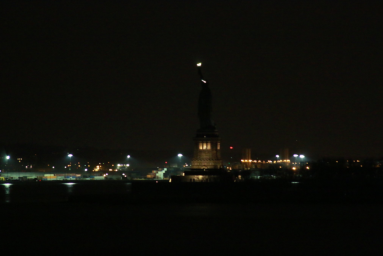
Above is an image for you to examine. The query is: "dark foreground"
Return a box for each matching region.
[1,180,383,255]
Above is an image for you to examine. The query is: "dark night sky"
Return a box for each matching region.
[1,1,383,158]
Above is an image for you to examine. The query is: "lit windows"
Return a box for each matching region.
[199,141,212,150]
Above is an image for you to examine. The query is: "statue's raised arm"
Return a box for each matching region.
[197,62,205,81]
[196,62,215,130]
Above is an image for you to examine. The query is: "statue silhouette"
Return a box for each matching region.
[197,64,215,130]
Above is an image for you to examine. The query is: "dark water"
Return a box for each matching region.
[1,181,383,255]
[0,181,132,203]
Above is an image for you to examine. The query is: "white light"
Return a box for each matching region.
[177,154,183,157]
[52,166,55,169]
[293,154,298,157]
[275,155,279,158]
[197,63,202,67]
[68,154,73,157]
[6,155,10,160]
[63,183,75,186]
[201,79,207,83]
[299,155,305,159]
[2,183,12,186]
[127,155,130,158]
[85,169,88,171]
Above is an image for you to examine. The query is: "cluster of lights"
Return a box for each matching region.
[241,159,291,163]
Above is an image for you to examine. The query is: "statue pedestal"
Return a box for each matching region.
[191,128,223,170]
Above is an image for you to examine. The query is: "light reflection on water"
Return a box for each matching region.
[1,183,12,203]
[1,182,132,203]
[63,182,76,194]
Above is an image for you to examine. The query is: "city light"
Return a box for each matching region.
[276,155,279,158]
[177,154,183,157]
[68,154,73,157]
[293,154,298,157]
[6,155,10,160]
[201,79,207,83]
[127,155,130,159]
[197,63,202,67]
[299,155,305,159]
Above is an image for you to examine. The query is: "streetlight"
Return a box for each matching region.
[68,154,73,171]
[299,155,305,166]
[177,154,183,168]
[126,155,131,169]
[5,155,10,178]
